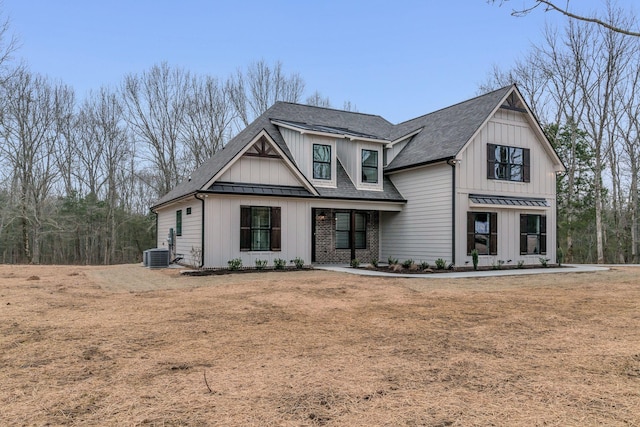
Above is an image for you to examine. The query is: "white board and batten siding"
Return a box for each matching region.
[381,162,453,263]
[455,108,558,265]
[156,197,203,267]
[280,128,337,188]
[217,156,301,187]
[203,195,311,268]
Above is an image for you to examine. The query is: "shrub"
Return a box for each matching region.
[447,263,455,271]
[371,259,379,268]
[517,260,525,269]
[419,261,430,270]
[435,258,446,270]
[471,249,479,271]
[227,258,242,270]
[350,258,360,268]
[402,259,414,268]
[539,257,550,268]
[255,259,268,270]
[387,256,398,266]
[557,247,564,267]
[274,258,286,270]
[492,259,505,270]
[291,257,304,269]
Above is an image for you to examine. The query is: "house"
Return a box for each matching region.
[151,85,565,269]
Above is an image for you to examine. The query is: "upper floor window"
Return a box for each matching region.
[313,144,331,180]
[487,144,530,182]
[361,149,378,183]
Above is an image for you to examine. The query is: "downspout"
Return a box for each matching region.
[152,209,158,248]
[447,158,457,265]
[194,193,206,268]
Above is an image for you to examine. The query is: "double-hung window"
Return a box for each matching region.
[467,212,497,255]
[487,144,530,182]
[335,212,366,249]
[361,149,379,183]
[240,206,281,251]
[313,144,331,180]
[520,214,546,255]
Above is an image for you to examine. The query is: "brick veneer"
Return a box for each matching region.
[314,209,379,264]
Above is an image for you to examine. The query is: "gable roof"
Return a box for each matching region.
[152,84,555,209]
[385,85,513,172]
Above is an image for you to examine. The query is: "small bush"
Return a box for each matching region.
[402,259,414,268]
[371,259,379,268]
[471,249,479,271]
[350,258,360,268]
[539,257,550,268]
[227,258,242,270]
[419,261,430,270]
[255,259,268,270]
[387,256,398,266]
[557,247,564,267]
[447,263,455,271]
[492,259,505,270]
[274,258,286,270]
[517,260,525,269]
[435,258,446,270]
[291,257,304,269]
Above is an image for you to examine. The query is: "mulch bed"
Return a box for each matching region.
[181,266,314,276]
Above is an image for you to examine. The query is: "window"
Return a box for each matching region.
[362,149,378,183]
[487,144,530,182]
[240,206,281,251]
[186,207,192,215]
[313,144,331,180]
[520,214,546,255]
[335,212,366,249]
[467,212,497,255]
[176,210,182,236]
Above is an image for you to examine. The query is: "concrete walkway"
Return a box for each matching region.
[314,264,610,279]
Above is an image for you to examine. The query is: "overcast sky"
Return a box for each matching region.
[3,0,638,123]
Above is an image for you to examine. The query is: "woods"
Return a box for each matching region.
[1,3,640,264]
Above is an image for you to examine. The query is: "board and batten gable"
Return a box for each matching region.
[217,155,301,187]
[155,196,202,267]
[202,195,311,268]
[455,107,559,265]
[337,140,384,191]
[381,162,453,263]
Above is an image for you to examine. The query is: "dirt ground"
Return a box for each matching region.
[1,264,639,426]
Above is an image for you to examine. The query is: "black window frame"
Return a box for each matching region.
[240,206,281,252]
[487,143,530,182]
[467,212,497,255]
[361,149,379,184]
[312,144,332,180]
[176,210,182,236]
[520,214,547,255]
[335,211,366,250]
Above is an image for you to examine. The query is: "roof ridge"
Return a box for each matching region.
[273,101,392,123]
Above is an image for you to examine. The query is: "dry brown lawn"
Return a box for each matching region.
[1,264,639,426]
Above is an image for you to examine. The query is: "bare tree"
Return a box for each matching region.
[306,90,332,108]
[490,0,640,37]
[228,60,305,127]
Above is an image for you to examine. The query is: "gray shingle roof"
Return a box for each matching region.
[151,85,515,208]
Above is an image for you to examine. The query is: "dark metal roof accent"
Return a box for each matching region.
[207,182,313,197]
[469,194,549,207]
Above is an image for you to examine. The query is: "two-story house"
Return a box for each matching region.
[151,84,565,268]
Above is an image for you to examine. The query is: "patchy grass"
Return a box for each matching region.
[0,264,639,426]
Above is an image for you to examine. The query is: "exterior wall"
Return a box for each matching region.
[217,156,301,186]
[280,128,337,188]
[455,108,558,266]
[381,162,453,264]
[156,197,203,267]
[313,209,380,264]
[336,141,384,191]
[203,195,311,268]
[384,139,409,166]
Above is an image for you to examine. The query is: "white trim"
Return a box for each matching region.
[386,128,423,148]
[201,130,319,196]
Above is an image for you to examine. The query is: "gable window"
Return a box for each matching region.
[487,144,530,182]
[362,149,379,183]
[335,212,366,249]
[520,214,546,255]
[240,206,281,251]
[186,207,192,215]
[313,144,331,180]
[176,210,182,236]
[467,212,497,255]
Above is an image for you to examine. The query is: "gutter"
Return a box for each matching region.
[446,157,457,265]
[194,193,206,268]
